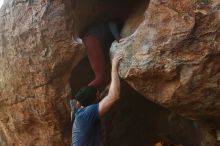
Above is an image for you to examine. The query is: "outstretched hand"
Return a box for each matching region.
[112,54,123,70]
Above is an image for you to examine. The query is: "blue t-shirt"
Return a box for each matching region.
[72,104,100,146]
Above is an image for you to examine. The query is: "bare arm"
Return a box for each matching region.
[99,54,122,117]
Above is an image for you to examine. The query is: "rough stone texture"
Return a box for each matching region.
[70,58,201,146]
[0,0,220,146]
[0,0,85,145]
[112,0,220,123]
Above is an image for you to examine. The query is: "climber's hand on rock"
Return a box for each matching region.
[112,54,123,70]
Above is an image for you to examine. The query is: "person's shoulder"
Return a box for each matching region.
[76,104,98,113]
[77,104,99,118]
[84,104,99,113]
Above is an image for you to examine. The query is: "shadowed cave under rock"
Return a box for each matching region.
[73,0,148,38]
[70,58,201,146]
[69,0,203,145]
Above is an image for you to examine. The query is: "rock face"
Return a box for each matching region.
[0,0,85,145]
[70,58,202,146]
[0,0,220,146]
[112,0,220,123]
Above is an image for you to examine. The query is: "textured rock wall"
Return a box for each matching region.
[70,58,201,146]
[0,0,85,145]
[112,0,220,124]
[0,0,220,145]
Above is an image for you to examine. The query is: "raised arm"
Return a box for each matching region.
[98,54,122,117]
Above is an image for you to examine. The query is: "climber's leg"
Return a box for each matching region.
[82,34,108,89]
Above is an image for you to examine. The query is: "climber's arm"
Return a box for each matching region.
[108,22,121,42]
[99,54,122,117]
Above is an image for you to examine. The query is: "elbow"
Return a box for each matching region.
[108,91,120,101]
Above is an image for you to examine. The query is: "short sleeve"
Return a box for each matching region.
[72,104,100,146]
[82,104,100,122]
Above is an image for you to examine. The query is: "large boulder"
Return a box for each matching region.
[0,0,219,145]
[0,0,85,145]
[112,0,220,122]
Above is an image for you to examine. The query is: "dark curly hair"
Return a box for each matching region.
[75,86,98,107]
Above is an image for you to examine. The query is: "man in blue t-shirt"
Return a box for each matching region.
[72,54,123,146]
